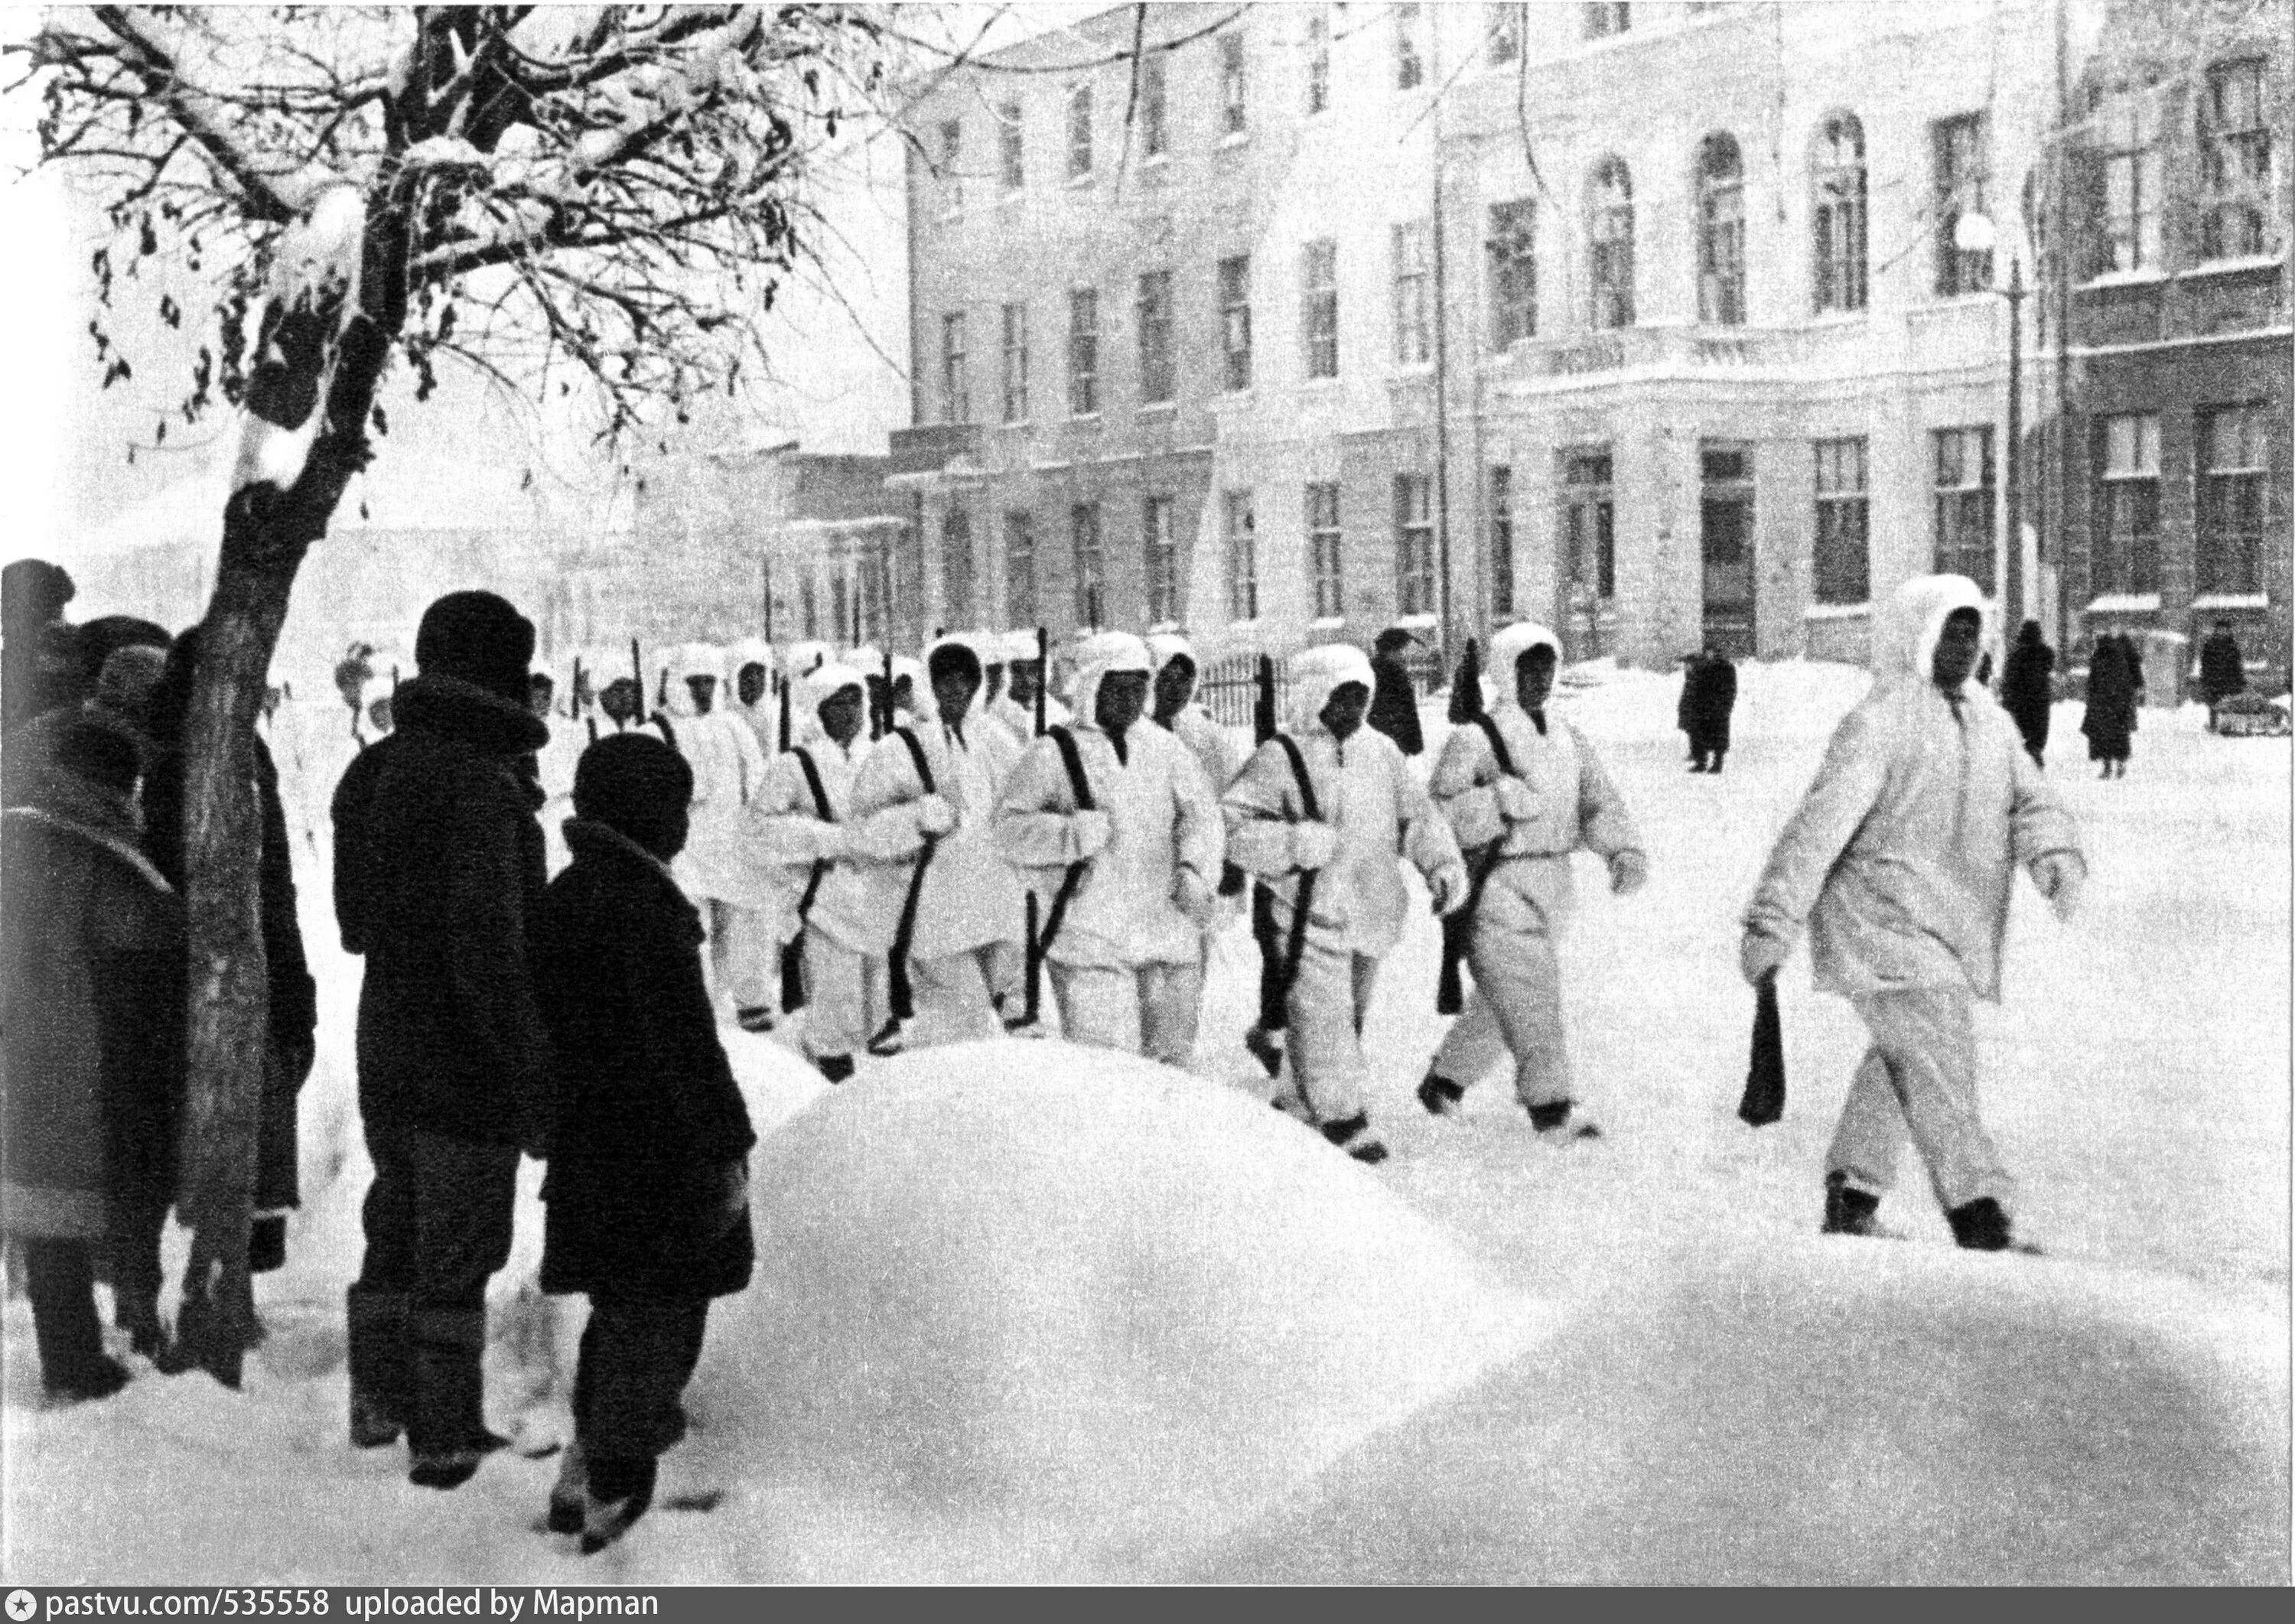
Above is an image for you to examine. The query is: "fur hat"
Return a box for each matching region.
[414,591,536,706]
[574,732,693,858]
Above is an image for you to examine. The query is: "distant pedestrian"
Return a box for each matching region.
[535,733,756,1554]
[1682,644,1738,773]
[332,590,554,1489]
[2199,620,2248,715]
[1999,620,2056,767]
[1366,628,1425,758]
[2,718,183,1401]
[1740,575,2084,1253]
[2082,633,2139,779]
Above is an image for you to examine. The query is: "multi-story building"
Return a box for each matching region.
[900,2,2287,676]
[2041,0,2290,694]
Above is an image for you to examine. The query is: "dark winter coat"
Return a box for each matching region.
[142,734,317,1212]
[2000,638,2056,757]
[535,819,757,1301]
[1684,655,1737,751]
[2200,631,2247,705]
[331,673,552,1147]
[2082,638,2139,760]
[2,766,184,1240]
[1366,653,1424,757]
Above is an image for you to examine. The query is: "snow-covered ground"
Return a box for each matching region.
[5,660,2288,1583]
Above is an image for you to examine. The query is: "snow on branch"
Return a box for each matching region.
[231,184,366,496]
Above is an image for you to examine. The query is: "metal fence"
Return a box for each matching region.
[1196,652,1289,730]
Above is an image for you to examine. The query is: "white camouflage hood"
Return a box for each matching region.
[1877,574,1988,695]
[1486,621,1562,713]
[1070,630,1154,734]
[1288,643,1375,736]
[799,660,867,747]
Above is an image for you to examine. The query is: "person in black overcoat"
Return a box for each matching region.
[1999,620,2056,768]
[535,732,757,1552]
[2199,620,2248,714]
[1685,644,1738,773]
[1366,627,1425,757]
[2081,633,2138,778]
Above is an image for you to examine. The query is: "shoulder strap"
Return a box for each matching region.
[894,725,936,796]
[1047,725,1096,812]
[1473,713,1519,779]
[650,712,679,753]
[792,747,833,823]
[1271,733,1320,822]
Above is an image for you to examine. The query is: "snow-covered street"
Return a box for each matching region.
[5,661,2287,1583]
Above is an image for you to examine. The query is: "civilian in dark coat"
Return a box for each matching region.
[1366,628,1424,757]
[1999,620,2056,767]
[1684,646,1738,773]
[2081,633,2138,778]
[134,629,319,1341]
[535,733,756,1552]
[2199,620,2248,711]
[331,591,552,1489]
[2,719,181,1401]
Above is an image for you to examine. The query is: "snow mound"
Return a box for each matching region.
[1191,1233,2290,1584]
[679,1039,1544,1582]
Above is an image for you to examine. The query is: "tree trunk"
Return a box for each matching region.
[171,213,401,1384]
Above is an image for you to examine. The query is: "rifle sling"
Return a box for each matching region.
[1266,733,1322,1034]
[1440,714,1526,1013]
[1030,725,1099,970]
[887,726,939,1020]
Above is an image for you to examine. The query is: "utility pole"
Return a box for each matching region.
[2005,254,2026,625]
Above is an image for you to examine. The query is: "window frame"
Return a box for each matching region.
[1394,472,1437,617]
[1307,481,1345,620]
[2199,57,2274,262]
[1392,220,1432,366]
[1812,112,1869,314]
[1136,268,1176,406]
[1067,287,1100,417]
[1302,238,1340,379]
[999,302,1029,424]
[942,507,976,626]
[1071,502,1106,628]
[940,311,969,425]
[1930,425,1996,586]
[1486,3,1523,68]
[1562,447,1617,601]
[939,119,964,215]
[2092,412,2162,596]
[1304,8,1332,116]
[1219,32,1248,138]
[1004,508,1038,626]
[1224,489,1259,622]
[998,101,1024,194]
[2091,80,2162,275]
[1219,254,1253,392]
[1812,436,1870,606]
[1489,464,1516,619]
[1395,3,1425,91]
[1066,82,1094,181]
[1932,112,1993,297]
[1583,3,1631,41]
[1144,496,1180,625]
[1141,52,1169,159]
[2198,402,2271,596]
[1696,132,1747,326]
[1587,158,1636,330]
[1487,198,1538,350]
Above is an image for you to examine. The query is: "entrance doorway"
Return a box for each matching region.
[1700,442,1756,656]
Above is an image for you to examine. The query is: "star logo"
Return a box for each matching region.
[5,1590,37,1622]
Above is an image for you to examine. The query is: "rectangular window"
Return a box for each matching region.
[1302,239,1340,379]
[939,119,964,213]
[1141,53,1168,158]
[2094,85,2160,273]
[942,509,975,626]
[998,103,1024,193]
[2092,412,2161,595]
[1931,426,1995,587]
[1066,83,1093,180]
[1395,4,1425,89]
[1489,465,1516,619]
[1000,303,1029,423]
[1072,503,1105,627]
[1584,2,1631,39]
[2199,59,2274,260]
[2199,403,2270,595]
[1392,220,1431,365]
[1486,4,1523,67]
[1144,496,1180,625]
[1307,482,1344,620]
[1305,10,1331,115]
[1067,288,1099,415]
[1219,255,1253,392]
[1812,438,1870,605]
[1137,269,1175,405]
[1219,32,1248,136]
[1004,509,1038,626]
[1488,198,1537,350]
[800,573,819,640]
[1395,474,1436,616]
[940,311,968,424]
[1562,448,1616,600]
[1932,112,1991,295]
[1812,115,1868,313]
[1224,490,1258,621]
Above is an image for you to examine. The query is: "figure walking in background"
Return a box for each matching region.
[2081,632,2139,779]
[2198,619,2248,724]
[1740,575,2085,1253]
[2000,620,2056,769]
[1366,626,1425,758]
[1682,643,1738,773]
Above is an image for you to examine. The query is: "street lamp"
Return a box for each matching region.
[1954,210,2027,626]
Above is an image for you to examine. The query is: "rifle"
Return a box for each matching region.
[776,665,793,753]
[779,747,835,1017]
[1033,624,1047,737]
[1018,625,1051,1029]
[1739,974,1786,1127]
[1245,653,1287,1071]
[1437,638,1513,1016]
[870,724,940,1053]
[571,656,585,721]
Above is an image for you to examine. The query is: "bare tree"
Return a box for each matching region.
[9,4,887,1383]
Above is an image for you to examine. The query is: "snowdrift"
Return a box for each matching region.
[674,1039,1545,1581]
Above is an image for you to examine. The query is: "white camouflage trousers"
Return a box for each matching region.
[1276,940,1380,1125]
[1430,918,1571,1108]
[800,935,870,1061]
[1829,986,2013,1214]
[702,900,776,1014]
[1049,958,1204,1069]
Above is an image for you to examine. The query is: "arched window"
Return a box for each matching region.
[1696,133,1746,325]
[1812,112,1867,313]
[1587,158,1636,330]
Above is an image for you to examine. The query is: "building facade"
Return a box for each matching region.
[901,1,2287,676]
